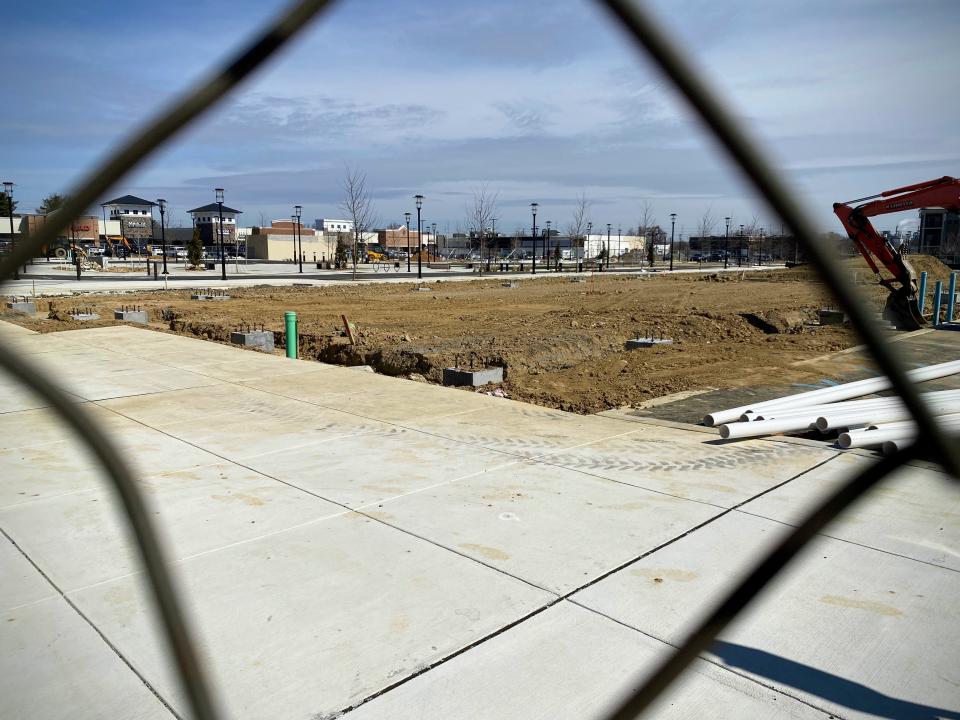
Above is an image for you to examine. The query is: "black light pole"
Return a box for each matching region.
[586,221,592,264]
[530,202,538,274]
[404,212,411,272]
[414,194,423,279]
[3,181,17,280]
[490,217,496,267]
[739,224,744,267]
[215,188,226,281]
[158,199,168,274]
[545,220,552,270]
[606,223,611,268]
[723,216,730,270]
[119,213,126,261]
[758,227,764,266]
[617,225,621,266]
[669,213,677,271]
[295,205,303,273]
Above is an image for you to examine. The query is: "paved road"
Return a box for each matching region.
[3,259,783,295]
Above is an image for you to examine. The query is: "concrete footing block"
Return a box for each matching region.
[70,313,100,322]
[191,291,231,301]
[818,309,846,325]
[443,366,504,387]
[6,301,37,314]
[113,310,148,324]
[230,330,274,353]
[626,338,674,349]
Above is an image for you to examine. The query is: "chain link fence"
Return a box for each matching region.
[1,1,956,718]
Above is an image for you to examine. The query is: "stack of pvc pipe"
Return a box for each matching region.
[707,359,960,448]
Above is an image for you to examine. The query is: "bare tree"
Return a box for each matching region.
[565,193,591,262]
[339,167,378,279]
[695,207,718,257]
[466,186,498,276]
[637,200,656,266]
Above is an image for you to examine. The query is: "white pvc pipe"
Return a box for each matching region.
[816,399,960,432]
[750,389,960,421]
[719,416,818,439]
[839,413,960,449]
[751,396,904,421]
[703,359,960,426]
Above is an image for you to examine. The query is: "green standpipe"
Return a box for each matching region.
[284,311,298,359]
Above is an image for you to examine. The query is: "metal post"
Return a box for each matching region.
[617,225,621,266]
[530,202,538,274]
[284,311,298,358]
[738,224,744,267]
[405,212,411,272]
[932,280,943,327]
[3,182,17,280]
[295,205,303,273]
[948,272,957,323]
[414,194,423,279]
[158,199,168,274]
[606,223,611,269]
[723,216,730,269]
[669,213,676,271]
[918,271,928,313]
[215,188,226,281]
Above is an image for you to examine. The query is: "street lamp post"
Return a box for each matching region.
[215,188,226,281]
[739,224,744,267]
[758,227,764,266]
[414,194,423,279]
[294,205,303,273]
[3,181,17,280]
[586,221,592,265]
[606,223,611,269]
[157,199,168,274]
[545,221,552,270]
[489,217,496,268]
[617,225,621,266]
[669,213,677,271]
[723,216,730,270]
[530,202,538,274]
[404,212,411,272]
[432,223,437,257]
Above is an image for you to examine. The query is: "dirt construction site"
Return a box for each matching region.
[4,255,955,414]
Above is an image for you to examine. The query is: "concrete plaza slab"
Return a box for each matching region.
[573,511,960,720]
[1,320,957,720]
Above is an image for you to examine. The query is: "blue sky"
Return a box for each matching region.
[2,0,957,235]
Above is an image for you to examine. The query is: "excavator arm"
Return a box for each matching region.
[833,175,960,329]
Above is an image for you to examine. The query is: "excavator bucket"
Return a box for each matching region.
[884,287,925,331]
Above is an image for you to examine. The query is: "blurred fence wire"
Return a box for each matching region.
[0,0,956,718]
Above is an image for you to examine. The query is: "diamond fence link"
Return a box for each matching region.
[0,0,956,719]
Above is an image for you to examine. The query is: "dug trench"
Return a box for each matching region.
[4,257,953,415]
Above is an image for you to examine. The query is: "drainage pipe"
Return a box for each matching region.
[933,280,943,327]
[719,416,821,439]
[949,272,957,323]
[839,413,960,449]
[918,270,928,314]
[883,425,960,456]
[751,389,960,421]
[284,311,298,359]
[703,358,960,426]
[815,398,960,432]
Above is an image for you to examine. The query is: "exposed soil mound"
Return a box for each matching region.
[7,271,862,414]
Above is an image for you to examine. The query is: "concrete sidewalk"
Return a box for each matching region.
[1,321,957,719]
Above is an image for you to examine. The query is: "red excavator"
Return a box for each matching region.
[834,175,960,330]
